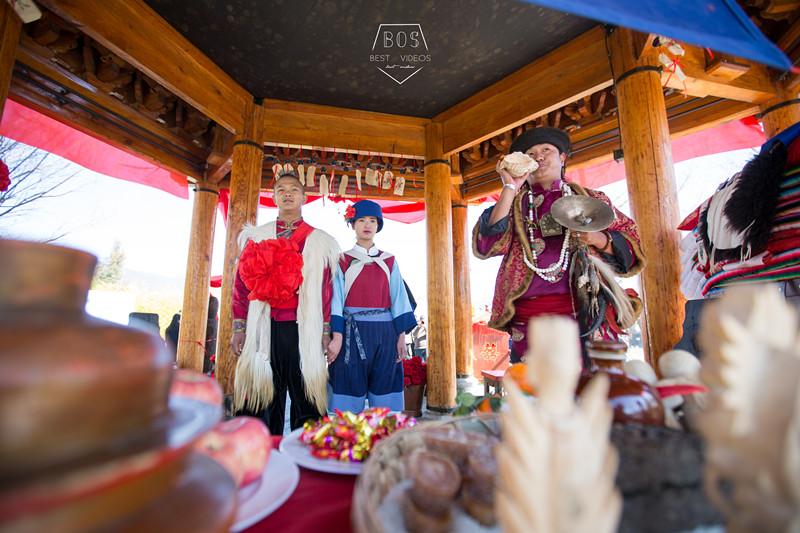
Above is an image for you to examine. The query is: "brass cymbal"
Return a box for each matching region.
[550,196,615,232]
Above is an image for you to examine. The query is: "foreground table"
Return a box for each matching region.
[246,437,356,533]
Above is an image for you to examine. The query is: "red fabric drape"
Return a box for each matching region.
[0,100,188,198]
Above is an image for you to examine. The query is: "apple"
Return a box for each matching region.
[195,416,272,486]
[170,369,223,406]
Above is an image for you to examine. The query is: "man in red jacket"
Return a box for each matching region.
[231,171,341,435]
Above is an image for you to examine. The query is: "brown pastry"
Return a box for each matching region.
[421,427,471,468]
[460,487,496,526]
[402,489,451,533]
[406,449,462,516]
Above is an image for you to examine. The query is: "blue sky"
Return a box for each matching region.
[0,142,756,315]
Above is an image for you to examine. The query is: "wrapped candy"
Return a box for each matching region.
[300,407,417,463]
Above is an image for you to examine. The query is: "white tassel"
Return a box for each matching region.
[588,254,635,329]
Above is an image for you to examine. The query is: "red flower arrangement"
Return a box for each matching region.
[344,205,356,222]
[239,238,304,307]
[403,356,427,387]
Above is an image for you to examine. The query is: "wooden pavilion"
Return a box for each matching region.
[2,0,799,412]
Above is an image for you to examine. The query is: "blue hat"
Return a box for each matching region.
[347,200,384,232]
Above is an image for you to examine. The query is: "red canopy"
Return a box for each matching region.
[566,118,764,188]
[0,100,188,198]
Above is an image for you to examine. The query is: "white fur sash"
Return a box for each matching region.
[234,222,341,413]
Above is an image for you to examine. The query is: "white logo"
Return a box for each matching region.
[370,24,430,85]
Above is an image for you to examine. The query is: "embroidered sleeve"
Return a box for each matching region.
[330,264,346,334]
[587,188,646,277]
[232,266,250,321]
[389,260,417,335]
[322,266,333,328]
[473,205,513,259]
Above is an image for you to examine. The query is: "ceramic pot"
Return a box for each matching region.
[0,240,173,480]
[578,340,664,426]
[403,384,425,417]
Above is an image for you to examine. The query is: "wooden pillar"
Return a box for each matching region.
[452,196,473,380]
[217,101,266,394]
[609,28,684,362]
[176,181,219,371]
[425,122,457,411]
[0,3,22,122]
[759,83,800,138]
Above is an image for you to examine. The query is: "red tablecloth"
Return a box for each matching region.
[246,436,356,533]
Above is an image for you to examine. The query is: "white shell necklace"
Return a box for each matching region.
[523,181,572,282]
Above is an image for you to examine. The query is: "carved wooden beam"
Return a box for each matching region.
[38,0,250,133]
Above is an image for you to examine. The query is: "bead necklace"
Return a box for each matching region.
[523,182,572,282]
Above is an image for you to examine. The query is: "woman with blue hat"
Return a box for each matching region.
[326,199,417,412]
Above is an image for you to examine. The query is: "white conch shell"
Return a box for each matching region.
[500,151,539,177]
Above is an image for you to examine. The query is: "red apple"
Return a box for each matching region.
[195,416,272,486]
[170,369,223,406]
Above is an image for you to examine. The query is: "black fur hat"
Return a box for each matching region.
[509,127,571,155]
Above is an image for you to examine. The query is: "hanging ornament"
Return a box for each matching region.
[328,170,337,197]
[298,164,306,186]
[319,170,329,197]
[306,165,317,187]
[272,163,283,178]
[355,169,362,191]
[393,175,405,196]
[381,170,393,190]
[283,163,294,175]
[338,173,349,196]
[365,167,378,187]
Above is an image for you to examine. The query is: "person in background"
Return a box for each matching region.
[327,200,417,413]
[204,295,219,375]
[412,316,427,360]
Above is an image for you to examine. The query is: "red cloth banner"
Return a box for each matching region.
[0,100,188,198]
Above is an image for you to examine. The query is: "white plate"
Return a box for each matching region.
[231,451,300,532]
[279,427,363,475]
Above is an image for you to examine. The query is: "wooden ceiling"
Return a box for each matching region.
[6,1,799,202]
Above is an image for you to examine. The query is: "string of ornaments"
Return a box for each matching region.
[522,182,573,282]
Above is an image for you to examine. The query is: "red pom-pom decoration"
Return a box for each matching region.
[0,159,9,192]
[239,238,304,307]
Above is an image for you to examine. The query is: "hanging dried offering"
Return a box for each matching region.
[272,163,283,178]
[306,165,317,187]
[338,173,349,196]
[355,169,362,190]
[298,164,306,186]
[283,163,294,175]
[365,167,378,187]
[319,171,329,197]
[382,170,393,190]
[394,175,406,196]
